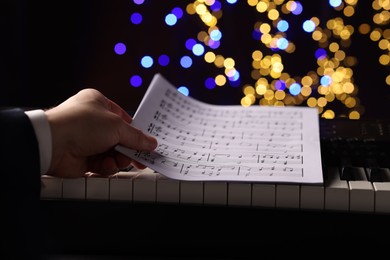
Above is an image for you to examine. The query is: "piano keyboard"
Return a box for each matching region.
[40,118,390,215]
[40,164,390,214]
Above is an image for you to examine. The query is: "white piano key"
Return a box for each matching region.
[275,184,300,209]
[156,173,180,204]
[133,168,157,203]
[204,181,227,206]
[40,175,62,199]
[324,167,349,211]
[62,177,86,200]
[251,183,276,208]
[86,173,110,201]
[373,182,390,214]
[180,181,204,205]
[300,184,325,210]
[227,182,252,207]
[347,167,374,213]
[349,180,374,213]
[109,171,138,201]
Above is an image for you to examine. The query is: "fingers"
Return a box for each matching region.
[90,152,146,175]
[119,123,158,151]
[78,88,133,123]
[130,160,147,170]
[106,99,133,123]
[115,153,132,169]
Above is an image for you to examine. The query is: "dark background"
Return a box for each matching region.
[1,0,389,118]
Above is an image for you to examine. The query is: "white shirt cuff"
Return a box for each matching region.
[25,109,52,175]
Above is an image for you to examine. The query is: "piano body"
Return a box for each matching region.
[39,118,390,256]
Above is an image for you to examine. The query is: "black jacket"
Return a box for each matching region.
[0,108,44,258]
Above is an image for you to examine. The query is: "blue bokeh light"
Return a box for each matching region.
[205,77,216,90]
[165,13,178,26]
[114,42,126,55]
[329,0,342,8]
[275,80,287,91]
[320,75,332,86]
[172,7,183,19]
[158,54,170,66]
[276,38,289,50]
[303,20,316,33]
[130,12,142,25]
[315,48,327,59]
[289,83,302,96]
[185,38,197,50]
[277,20,289,32]
[178,86,189,96]
[291,1,303,15]
[192,43,205,56]
[141,56,154,68]
[130,75,142,88]
[180,56,193,68]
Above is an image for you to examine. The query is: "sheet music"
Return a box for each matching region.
[116,73,323,184]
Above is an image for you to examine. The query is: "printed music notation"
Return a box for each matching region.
[115,73,323,184]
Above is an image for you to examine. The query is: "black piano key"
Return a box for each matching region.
[365,167,384,182]
[338,156,355,181]
[339,166,355,181]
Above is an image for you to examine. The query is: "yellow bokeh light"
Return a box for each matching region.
[256,1,268,13]
[255,84,267,95]
[252,50,263,61]
[264,89,275,100]
[345,0,358,5]
[215,74,226,86]
[307,97,317,107]
[301,76,313,86]
[329,42,340,52]
[359,23,371,34]
[370,29,382,41]
[312,30,323,41]
[224,57,235,69]
[241,96,253,107]
[268,9,280,20]
[259,23,271,34]
[247,0,259,7]
[317,97,327,107]
[195,4,208,15]
[187,0,389,118]
[345,97,357,108]
[301,86,312,96]
[379,54,390,65]
[343,6,355,17]
[334,50,346,61]
[349,111,360,120]
[186,4,196,15]
[342,82,355,94]
[214,55,225,68]
[322,110,335,119]
[252,60,261,69]
[204,52,216,63]
[243,85,255,95]
[274,90,286,100]
[378,39,390,50]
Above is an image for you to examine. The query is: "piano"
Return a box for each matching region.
[41,117,390,213]
[39,117,390,256]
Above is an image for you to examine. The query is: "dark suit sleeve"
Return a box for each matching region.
[0,108,43,257]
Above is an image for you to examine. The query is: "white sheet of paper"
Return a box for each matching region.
[116,73,323,184]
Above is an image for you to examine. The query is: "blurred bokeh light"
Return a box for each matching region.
[115,0,390,120]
